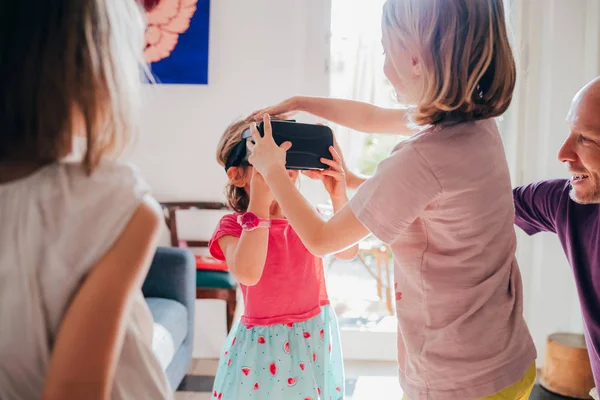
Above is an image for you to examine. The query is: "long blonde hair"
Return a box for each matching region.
[383,0,516,126]
[0,0,148,173]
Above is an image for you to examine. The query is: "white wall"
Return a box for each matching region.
[131,0,600,363]
[505,0,600,364]
[131,0,330,202]
[130,0,331,358]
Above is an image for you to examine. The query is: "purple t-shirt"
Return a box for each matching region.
[514,179,600,387]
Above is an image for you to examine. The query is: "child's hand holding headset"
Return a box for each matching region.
[302,144,347,200]
[248,114,348,201]
[247,114,292,178]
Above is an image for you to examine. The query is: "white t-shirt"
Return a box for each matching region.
[0,162,172,399]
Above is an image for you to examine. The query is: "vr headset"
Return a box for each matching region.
[225,120,334,171]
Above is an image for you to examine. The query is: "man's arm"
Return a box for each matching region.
[513,180,568,235]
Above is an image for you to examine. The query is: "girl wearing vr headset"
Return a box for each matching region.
[208,118,357,400]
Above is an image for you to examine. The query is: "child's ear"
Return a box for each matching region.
[411,55,422,77]
[227,167,247,188]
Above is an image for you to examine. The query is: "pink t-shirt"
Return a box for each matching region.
[209,214,329,327]
[350,119,536,400]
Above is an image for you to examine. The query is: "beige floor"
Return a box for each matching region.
[176,359,402,400]
[175,391,212,400]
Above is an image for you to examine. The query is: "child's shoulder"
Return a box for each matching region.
[404,119,501,160]
[59,161,147,193]
[216,212,240,226]
[53,161,150,219]
[218,212,240,221]
[209,213,242,260]
[7,161,153,279]
[410,118,498,144]
[212,213,242,237]
[6,161,149,211]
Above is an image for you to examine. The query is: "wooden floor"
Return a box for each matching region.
[175,359,586,400]
[176,359,402,399]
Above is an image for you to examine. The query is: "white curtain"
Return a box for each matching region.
[502,0,600,364]
[329,0,389,173]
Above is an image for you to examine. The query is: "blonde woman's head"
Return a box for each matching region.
[381,0,516,126]
[0,0,148,173]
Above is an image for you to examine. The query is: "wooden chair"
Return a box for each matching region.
[357,239,394,315]
[327,236,394,315]
[161,202,238,333]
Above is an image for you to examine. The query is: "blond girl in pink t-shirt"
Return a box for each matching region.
[247,0,536,399]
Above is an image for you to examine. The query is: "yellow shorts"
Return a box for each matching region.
[402,363,536,400]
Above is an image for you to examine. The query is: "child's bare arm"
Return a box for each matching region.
[346,172,368,189]
[330,194,359,261]
[42,198,162,400]
[219,169,271,286]
[252,96,413,135]
[330,135,369,190]
[301,144,359,260]
[218,223,269,286]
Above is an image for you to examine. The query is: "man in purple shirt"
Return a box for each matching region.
[513,77,600,393]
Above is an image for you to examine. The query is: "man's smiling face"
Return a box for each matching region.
[558,78,600,204]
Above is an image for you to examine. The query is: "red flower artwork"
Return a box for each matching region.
[142,0,199,63]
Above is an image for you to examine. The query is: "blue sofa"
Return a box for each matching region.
[142,247,195,390]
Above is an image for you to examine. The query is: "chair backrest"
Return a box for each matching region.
[161,202,231,252]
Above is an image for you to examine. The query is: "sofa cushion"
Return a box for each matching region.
[196,270,237,289]
[146,298,188,370]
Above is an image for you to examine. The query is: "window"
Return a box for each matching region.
[329,0,404,179]
[326,0,399,361]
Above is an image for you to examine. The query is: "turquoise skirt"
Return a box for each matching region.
[212,305,344,399]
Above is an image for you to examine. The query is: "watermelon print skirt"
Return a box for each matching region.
[211,305,344,400]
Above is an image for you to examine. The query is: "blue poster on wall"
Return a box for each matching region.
[143,0,210,84]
